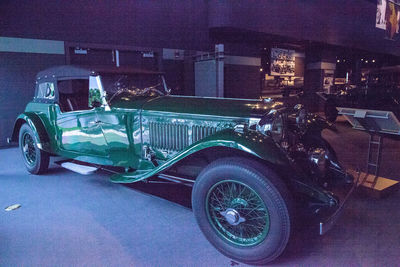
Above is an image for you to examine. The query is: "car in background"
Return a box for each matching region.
[321,66,400,122]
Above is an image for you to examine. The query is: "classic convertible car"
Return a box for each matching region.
[10,65,354,265]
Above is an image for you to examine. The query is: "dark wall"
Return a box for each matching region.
[163,60,185,95]
[2,1,398,57]
[209,1,400,56]
[224,65,261,99]
[0,52,65,147]
[0,0,210,51]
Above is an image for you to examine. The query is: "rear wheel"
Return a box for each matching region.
[192,157,292,265]
[19,123,49,174]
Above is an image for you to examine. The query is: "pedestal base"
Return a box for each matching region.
[348,170,400,199]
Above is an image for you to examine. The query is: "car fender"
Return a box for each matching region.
[10,112,51,152]
[192,128,290,165]
[111,128,290,183]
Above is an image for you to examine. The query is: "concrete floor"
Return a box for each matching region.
[1,119,400,266]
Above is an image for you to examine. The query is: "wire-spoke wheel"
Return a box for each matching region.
[192,157,292,266]
[19,123,49,174]
[206,180,270,247]
[22,131,37,166]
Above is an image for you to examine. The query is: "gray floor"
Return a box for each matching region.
[1,120,400,266]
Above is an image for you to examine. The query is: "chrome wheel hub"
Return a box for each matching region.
[220,208,246,226]
[206,180,270,246]
[23,144,28,153]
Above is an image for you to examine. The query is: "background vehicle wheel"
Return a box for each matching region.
[192,157,292,265]
[19,123,49,174]
[324,100,338,123]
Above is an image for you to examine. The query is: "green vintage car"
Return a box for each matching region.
[10,65,354,265]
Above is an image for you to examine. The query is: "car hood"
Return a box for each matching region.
[111,95,282,118]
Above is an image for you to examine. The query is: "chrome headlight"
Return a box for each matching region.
[309,148,327,173]
[256,110,285,143]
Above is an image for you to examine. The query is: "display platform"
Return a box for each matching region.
[348,169,399,199]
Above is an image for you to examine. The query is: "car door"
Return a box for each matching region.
[54,78,108,157]
[95,108,135,166]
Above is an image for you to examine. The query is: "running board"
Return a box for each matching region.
[60,162,98,175]
[156,173,195,187]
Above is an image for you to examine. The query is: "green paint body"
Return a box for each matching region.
[16,95,287,170]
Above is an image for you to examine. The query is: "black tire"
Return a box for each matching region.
[19,123,49,174]
[192,157,292,265]
[324,100,338,123]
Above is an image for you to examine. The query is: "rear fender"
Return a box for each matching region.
[10,113,51,152]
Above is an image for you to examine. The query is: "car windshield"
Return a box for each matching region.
[101,73,166,101]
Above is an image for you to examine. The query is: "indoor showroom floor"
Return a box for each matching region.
[1,119,400,266]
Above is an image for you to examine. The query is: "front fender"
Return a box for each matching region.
[110,128,340,207]
[111,128,290,183]
[196,128,290,166]
[10,112,51,152]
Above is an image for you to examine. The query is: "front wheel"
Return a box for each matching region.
[192,157,292,265]
[19,123,49,174]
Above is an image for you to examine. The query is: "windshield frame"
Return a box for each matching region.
[98,72,170,105]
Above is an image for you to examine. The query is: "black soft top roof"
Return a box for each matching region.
[36,65,163,80]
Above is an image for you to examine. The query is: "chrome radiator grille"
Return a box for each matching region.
[149,122,189,151]
[149,122,218,151]
[192,125,217,144]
